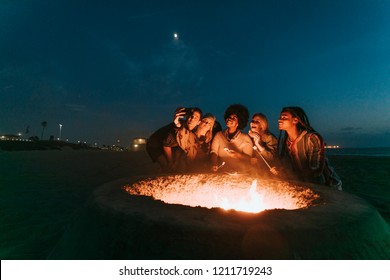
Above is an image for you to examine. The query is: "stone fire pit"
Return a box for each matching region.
[50,174,390,259]
[123,174,320,213]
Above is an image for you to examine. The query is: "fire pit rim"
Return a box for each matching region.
[92,174,376,232]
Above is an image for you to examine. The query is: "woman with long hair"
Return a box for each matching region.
[248,112,278,175]
[275,106,342,190]
[176,112,219,172]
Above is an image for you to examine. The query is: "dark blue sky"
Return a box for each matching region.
[1,0,389,147]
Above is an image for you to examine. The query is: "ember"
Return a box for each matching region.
[123,174,320,213]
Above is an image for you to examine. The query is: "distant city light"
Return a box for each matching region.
[131,137,147,151]
[59,124,62,140]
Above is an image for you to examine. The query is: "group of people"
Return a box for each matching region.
[146,104,342,190]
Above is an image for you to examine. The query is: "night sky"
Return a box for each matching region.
[1,0,389,147]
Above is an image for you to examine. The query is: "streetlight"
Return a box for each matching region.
[59,124,62,141]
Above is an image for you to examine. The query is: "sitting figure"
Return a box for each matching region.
[210,104,253,173]
[248,112,279,176]
[176,112,219,172]
[146,107,202,173]
[274,106,342,190]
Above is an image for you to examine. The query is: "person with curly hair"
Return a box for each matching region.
[210,104,253,173]
[274,106,342,190]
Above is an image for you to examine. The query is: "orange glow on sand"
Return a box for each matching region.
[123,174,320,213]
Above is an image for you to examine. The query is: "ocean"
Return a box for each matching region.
[326,147,390,157]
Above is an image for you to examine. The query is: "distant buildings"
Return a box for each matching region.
[0,134,30,141]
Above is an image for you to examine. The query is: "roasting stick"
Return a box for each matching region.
[252,146,272,170]
[215,161,225,170]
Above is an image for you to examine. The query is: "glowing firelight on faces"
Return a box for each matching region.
[123,174,319,214]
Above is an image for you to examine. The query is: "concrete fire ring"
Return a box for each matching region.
[50,175,390,259]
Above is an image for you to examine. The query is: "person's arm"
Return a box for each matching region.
[227,148,251,161]
[210,153,219,171]
[210,133,220,171]
[249,131,277,162]
[162,126,178,166]
[163,146,173,163]
[173,108,186,128]
[239,135,253,159]
[261,134,278,161]
[225,135,252,162]
[307,133,325,178]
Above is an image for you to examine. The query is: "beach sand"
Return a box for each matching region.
[0,150,389,259]
[330,156,390,224]
[0,150,158,259]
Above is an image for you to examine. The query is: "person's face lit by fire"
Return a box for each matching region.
[186,111,201,131]
[278,111,298,131]
[250,115,267,134]
[197,117,214,135]
[226,114,239,132]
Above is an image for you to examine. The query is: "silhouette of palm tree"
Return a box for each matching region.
[41,121,47,140]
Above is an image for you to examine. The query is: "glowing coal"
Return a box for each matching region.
[123,174,320,213]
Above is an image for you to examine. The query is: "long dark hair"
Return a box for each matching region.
[282,107,313,131]
[277,106,315,157]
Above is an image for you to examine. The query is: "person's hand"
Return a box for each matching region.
[270,167,279,176]
[249,130,265,152]
[248,130,260,142]
[173,108,186,127]
[212,161,225,172]
[223,147,237,158]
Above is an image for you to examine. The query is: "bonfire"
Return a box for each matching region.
[123,174,320,213]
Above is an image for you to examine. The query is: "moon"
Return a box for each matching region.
[173,33,178,39]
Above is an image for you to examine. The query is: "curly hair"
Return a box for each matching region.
[224,104,249,130]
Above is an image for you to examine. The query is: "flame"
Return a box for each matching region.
[219,180,264,213]
[123,174,319,214]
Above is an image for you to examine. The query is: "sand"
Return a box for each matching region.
[330,156,390,224]
[0,150,158,259]
[0,150,389,259]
